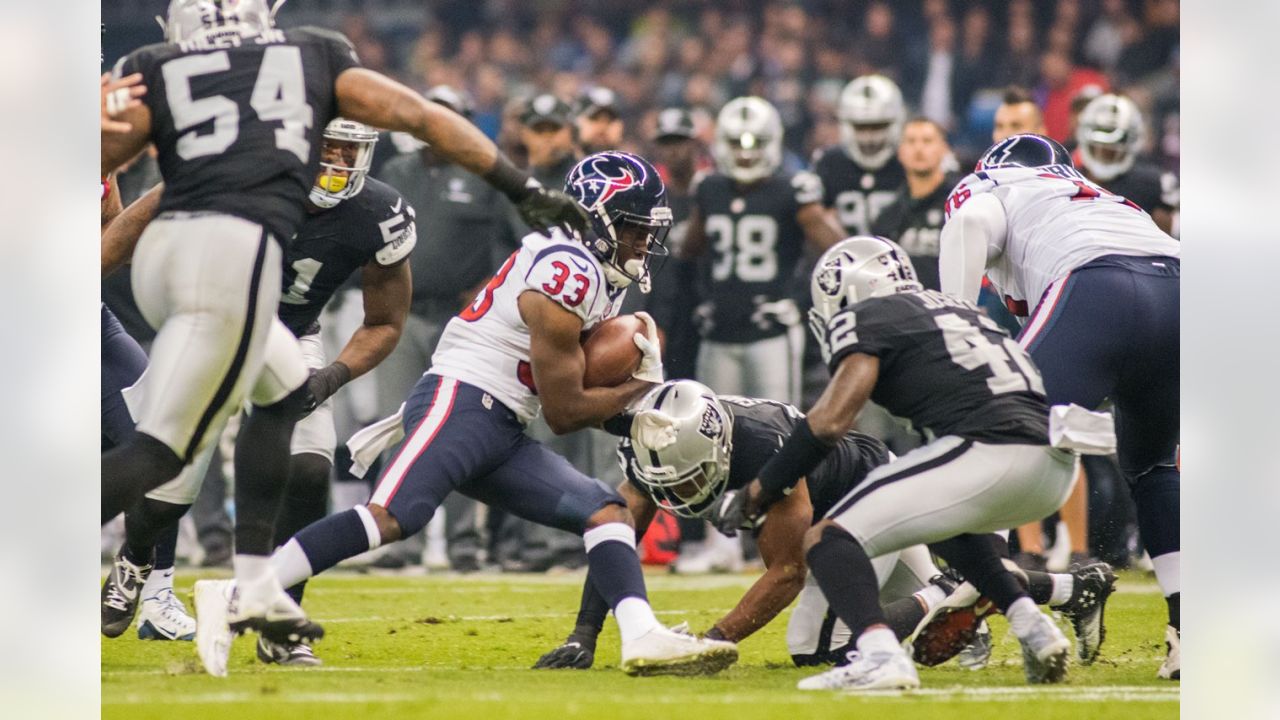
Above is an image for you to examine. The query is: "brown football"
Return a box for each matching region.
[582,315,645,388]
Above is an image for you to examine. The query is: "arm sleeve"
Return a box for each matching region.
[939,192,1007,303]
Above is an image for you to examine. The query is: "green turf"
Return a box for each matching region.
[102,569,1178,719]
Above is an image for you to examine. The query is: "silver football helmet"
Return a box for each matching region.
[810,236,922,327]
[712,97,784,184]
[624,380,734,518]
[309,118,379,209]
[1076,94,1145,182]
[837,75,906,170]
[161,0,282,44]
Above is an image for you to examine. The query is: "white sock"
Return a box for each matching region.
[233,554,273,586]
[615,596,661,643]
[1005,597,1044,640]
[1048,573,1074,607]
[914,583,948,613]
[141,567,175,599]
[1151,551,1180,596]
[270,539,315,590]
[856,627,900,655]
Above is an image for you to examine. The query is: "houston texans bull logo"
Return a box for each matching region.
[570,153,645,209]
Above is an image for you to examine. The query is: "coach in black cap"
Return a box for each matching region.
[576,86,624,155]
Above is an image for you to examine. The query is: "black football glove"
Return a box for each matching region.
[301,362,351,415]
[516,183,590,238]
[533,632,596,670]
[710,480,772,537]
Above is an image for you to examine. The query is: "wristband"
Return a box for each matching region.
[602,412,634,437]
[757,419,836,500]
[483,155,536,201]
[309,361,352,404]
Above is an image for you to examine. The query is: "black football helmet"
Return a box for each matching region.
[976,133,1074,172]
[564,151,672,292]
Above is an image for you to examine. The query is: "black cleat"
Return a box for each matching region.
[257,636,323,666]
[1057,561,1116,664]
[101,549,153,638]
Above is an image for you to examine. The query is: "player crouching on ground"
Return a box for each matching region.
[228,152,738,677]
[714,237,1080,691]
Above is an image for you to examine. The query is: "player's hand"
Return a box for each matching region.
[632,409,678,450]
[101,72,146,134]
[532,636,595,670]
[302,362,351,415]
[709,480,768,537]
[516,180,590,238]
[632,311,664,383]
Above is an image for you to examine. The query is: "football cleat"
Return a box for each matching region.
[955,621,993,671]
[228,574,325,646]
[1057,562,1117,664]
[257,636,323,667]
[910,581,998,667]
[194,579,235,677]
[1157,625,1180,680]
[797,647,920,691]
[137,585,196,641]
[533,639,595,670]
[620,625,738,677]
[1018,610,1071,684]
[101,550,153,638]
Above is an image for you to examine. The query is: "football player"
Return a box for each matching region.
[1076,94,1179,235]
[534,381,1114,670]
[99,0,584,669]
[681,96,843,404]
[812,75,907,237]
[715,237,1080,691]
[939,134,1181,680]
[254,152,739,677]
[99,120,416,665]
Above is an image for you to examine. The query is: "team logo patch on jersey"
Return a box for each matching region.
[698,404,725,441]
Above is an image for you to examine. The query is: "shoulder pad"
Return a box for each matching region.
[290,26,360,63]
[523,241,604,321]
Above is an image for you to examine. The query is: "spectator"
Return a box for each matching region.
[575,86,625,155]
[993,86,1047,142]
[1035,49,1109,142]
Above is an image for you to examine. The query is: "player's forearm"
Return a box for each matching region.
[543,379,652,435]
[334,322,402,381]
[102,182,163,277]
[713,564,806,642]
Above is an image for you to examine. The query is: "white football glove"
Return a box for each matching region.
[631,409,678,451]
[631,311,664,383]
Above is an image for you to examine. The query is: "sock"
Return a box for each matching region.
[916,582,948,610]
[583,523,655,642]
[1005,597,1045,640]
[931,534,1026,613]
[806,525,887,639]
[233,393,305,555]
[883,595,928,641]
[102,434,184,524]
[1048,573,1074,607]
[140,566,175,599]
[233,553,272,585]
[1024,570,1056,605]
[1166,592,1180,631]
[154,520,179,571]
[574,573,612,640]
[855,626,900,655]
[292,507,379,580]
[274,453,332,605]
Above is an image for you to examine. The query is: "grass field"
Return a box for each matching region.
[101,568,1178,719]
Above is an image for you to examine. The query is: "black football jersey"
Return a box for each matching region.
[1100,162,1178,216]
[820,291,1050,445]
[811,146,905,236]
[870,173,962,291]
[116,27,360,241]
[694,170,823,342]
[277,178,416,337]
[617,395,891,519]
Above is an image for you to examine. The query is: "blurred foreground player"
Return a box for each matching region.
[940,133,1180,679]
[716,237,1079,691]
[257,152,739,676]
[101,0,585,676]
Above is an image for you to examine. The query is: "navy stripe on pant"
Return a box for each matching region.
[369,373,624,538]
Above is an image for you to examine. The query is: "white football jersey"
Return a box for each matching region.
[429,230,627,424]
[943,164,1179,315]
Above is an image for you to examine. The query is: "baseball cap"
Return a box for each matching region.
[425,85,475,118]
[577,86,621,119]
[521,94,573,128]
[652,107,697,142]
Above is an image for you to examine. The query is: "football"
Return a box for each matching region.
[582,314,645,388]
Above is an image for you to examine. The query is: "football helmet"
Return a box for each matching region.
[712,97,784,184]
[161,0,281,44]
[976,133,1074,172]
[838,75,906,170]
[623,381,734,519]
[565,151,672,291]
[810,236,922,327]
[309,118,378,209]
[1076,94,1145,182]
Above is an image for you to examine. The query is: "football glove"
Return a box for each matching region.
[631,409,678,450]
[533,635,596,670]
[302,362,351,414]
[709,480,771,537]
[516,180,590,238]
[631,311,664,383]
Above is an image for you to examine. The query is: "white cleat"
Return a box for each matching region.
[137,586,196,641]
[797,647,920,691]
[1018,610,1071,684]
[1156,625,1179,680]
[229,575,325,646]
[620,625,738,676]
[193,579,235,677]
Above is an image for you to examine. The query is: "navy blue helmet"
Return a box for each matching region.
[976,133,1074,172]
[565,151,672,291]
